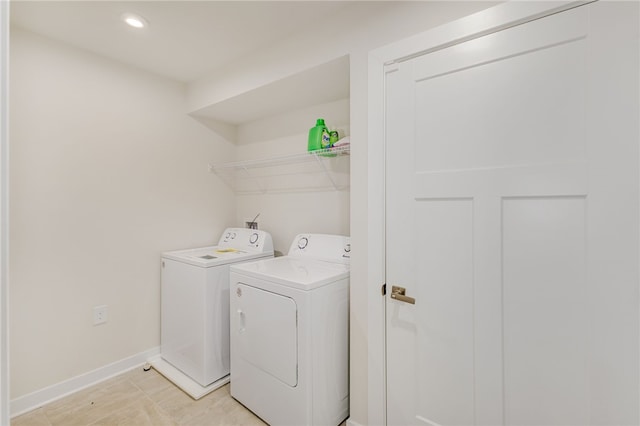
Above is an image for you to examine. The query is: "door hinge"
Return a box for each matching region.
[381,283,386,296]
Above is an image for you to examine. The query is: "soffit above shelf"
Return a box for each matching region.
[190,55,350,126]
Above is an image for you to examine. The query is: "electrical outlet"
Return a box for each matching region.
[93,305,108,325]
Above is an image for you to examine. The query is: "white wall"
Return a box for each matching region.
[187,2,498,424]
[9,29,235,400]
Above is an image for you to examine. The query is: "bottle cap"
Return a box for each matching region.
[316,119,325,126]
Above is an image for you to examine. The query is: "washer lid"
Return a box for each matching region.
[231,256,349,290]
[162,246,272,267]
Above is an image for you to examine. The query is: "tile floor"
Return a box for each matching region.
[11,368,267,426]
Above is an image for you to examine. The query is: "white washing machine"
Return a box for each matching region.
[229,234,350,426]
[149,227,273,399]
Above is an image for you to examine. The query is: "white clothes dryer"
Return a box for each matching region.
[229,234,350,426]
[149,228,273,399]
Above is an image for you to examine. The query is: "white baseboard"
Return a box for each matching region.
[10,346,160,418]
[347,418,365,426]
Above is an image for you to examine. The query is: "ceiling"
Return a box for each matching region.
[9,1,352,83]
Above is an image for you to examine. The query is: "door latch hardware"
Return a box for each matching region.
[391,286,415,304]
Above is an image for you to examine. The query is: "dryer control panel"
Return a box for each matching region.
[288,234,350,264]
[218,227,274,253]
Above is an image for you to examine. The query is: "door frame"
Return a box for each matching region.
[1,0,9,424]
[366,1,594,424]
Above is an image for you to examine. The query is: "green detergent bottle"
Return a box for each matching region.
[308,119,329,152]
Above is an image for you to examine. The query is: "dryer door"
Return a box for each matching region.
[236,283,298,387]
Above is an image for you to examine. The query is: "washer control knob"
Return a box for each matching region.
[250,232,259,244]
[344,243,351,253]
[298,237,309,250]
[231,232,236,239]
[225,232,231,240]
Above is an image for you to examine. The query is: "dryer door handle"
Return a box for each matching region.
[237,309,246,333]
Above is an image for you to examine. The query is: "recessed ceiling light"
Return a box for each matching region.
[122,13,147,29]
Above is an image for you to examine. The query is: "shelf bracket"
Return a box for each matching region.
[312,152,341,191]
[240,165,266,194]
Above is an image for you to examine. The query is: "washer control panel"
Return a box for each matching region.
[288,234,350,264]
[218,227,274,253]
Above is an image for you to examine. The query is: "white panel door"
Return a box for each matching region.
[385,2,639,425]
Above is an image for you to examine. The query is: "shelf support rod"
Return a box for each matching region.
[312,153,341,191]
[240,165,266,194]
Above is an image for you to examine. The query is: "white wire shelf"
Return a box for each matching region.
[209,145,350,194]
